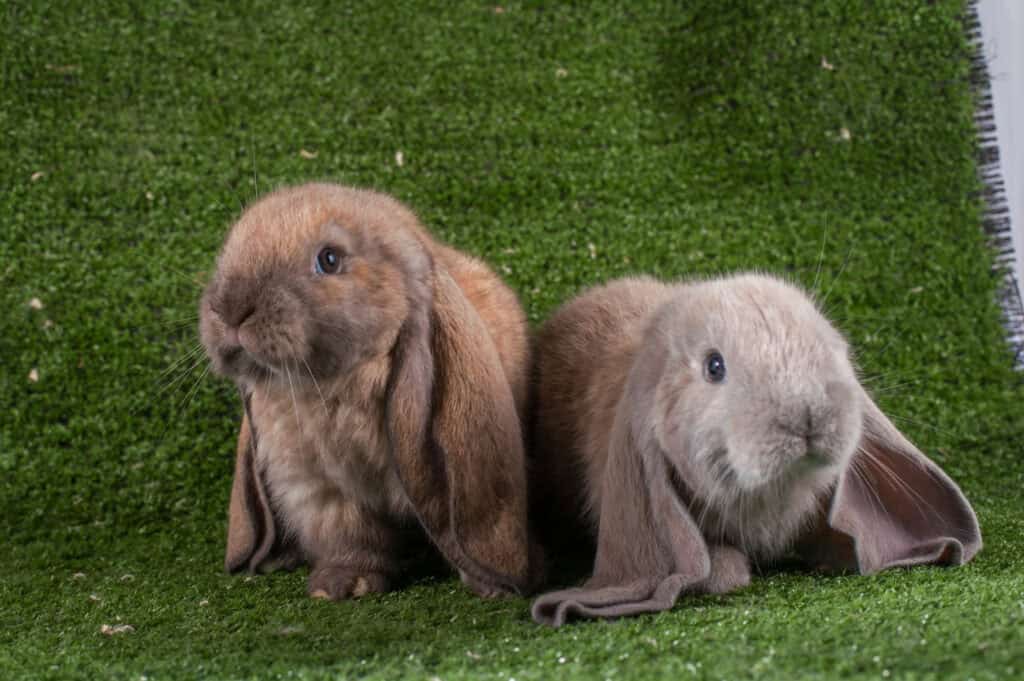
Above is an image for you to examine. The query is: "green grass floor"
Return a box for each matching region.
[2,1,1023,679]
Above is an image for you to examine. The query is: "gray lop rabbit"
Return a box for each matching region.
[529,274,981,626]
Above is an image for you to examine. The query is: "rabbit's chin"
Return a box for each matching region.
[687,456,843,561]
[210,348,303,392]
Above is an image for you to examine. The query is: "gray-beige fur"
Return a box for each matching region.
[530,274,981,626]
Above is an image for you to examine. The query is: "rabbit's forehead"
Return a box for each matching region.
[219,186,421,274]
[672,277,845,363]
[227,196,339,254]
[220,210,381,282]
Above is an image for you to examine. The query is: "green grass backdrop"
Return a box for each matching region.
[2,1,1022,679]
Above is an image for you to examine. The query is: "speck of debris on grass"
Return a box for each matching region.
[100,624,135,636]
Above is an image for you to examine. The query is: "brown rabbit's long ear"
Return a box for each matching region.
[386,266,532,595]
[810,388,982,574]
[224,393,279,573]
[532,352,713,626]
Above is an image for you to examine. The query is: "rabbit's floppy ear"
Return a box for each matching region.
[810,387,981,574]
[386,265,532,595]
[224,392,279,573]
[531,350,714,626]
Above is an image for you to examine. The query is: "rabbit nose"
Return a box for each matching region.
[210,300,253,349]
[800,381,854,449]
[775,401,824,449]
[780,403,818,437]
[222,304,255,329]
[212,275,261,327]
[803,404,815,438]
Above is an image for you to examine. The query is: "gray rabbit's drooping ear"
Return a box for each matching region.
[225,395,293,573]
[386,265,534,596]
[803,388,982,574]
[532,349,747,626]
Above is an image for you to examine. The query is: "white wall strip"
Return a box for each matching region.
[974,0,1024,367]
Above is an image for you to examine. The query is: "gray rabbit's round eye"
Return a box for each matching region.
[704,351,726,383]
[315,247,342,275]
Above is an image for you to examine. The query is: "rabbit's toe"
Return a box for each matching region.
[702,545,751,594]
[308,567,389,600]
[460,570,512,599]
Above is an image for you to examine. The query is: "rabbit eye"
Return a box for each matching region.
[704,351,726,384]
[315,247,342,275]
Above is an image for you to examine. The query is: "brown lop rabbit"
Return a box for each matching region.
[199,183,540,600]
[529,274,981,626]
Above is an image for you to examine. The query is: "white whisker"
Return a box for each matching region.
[859,367,935,386]
[156,343,205,381]
[811,221,829,296]
[696,470,721,534]
[851,455,888,518]
[150,363,211,450]
[285,362,303,440]
[154,349,208,399]
[249,130,260,200]
[163,266,205,289]
[182,364,211,412]
[820,242,855,312]
[122,315,201,335]
[737,491,749,560]
[302,357,329,419]
[858,447,940,521]
[885,412,955,438]
[868,380,923,396]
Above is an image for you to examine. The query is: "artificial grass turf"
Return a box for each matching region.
[1,0,1022,678]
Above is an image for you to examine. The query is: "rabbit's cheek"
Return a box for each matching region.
[198,319,219,364]
[727,433,797,491]
[237,288,313,366]
[834,403,864,465]
[259,324,309,366]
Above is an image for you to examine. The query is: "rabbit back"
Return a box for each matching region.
[530,277,673,534]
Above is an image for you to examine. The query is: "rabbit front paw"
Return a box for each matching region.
[459,570,512,599]
[701,545,751,594]
[307,566,390,600]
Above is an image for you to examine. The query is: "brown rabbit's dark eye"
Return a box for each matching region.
[315,247,342,275]
[704,351,726,384]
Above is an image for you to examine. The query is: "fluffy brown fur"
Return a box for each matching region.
[199,183,538,600]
